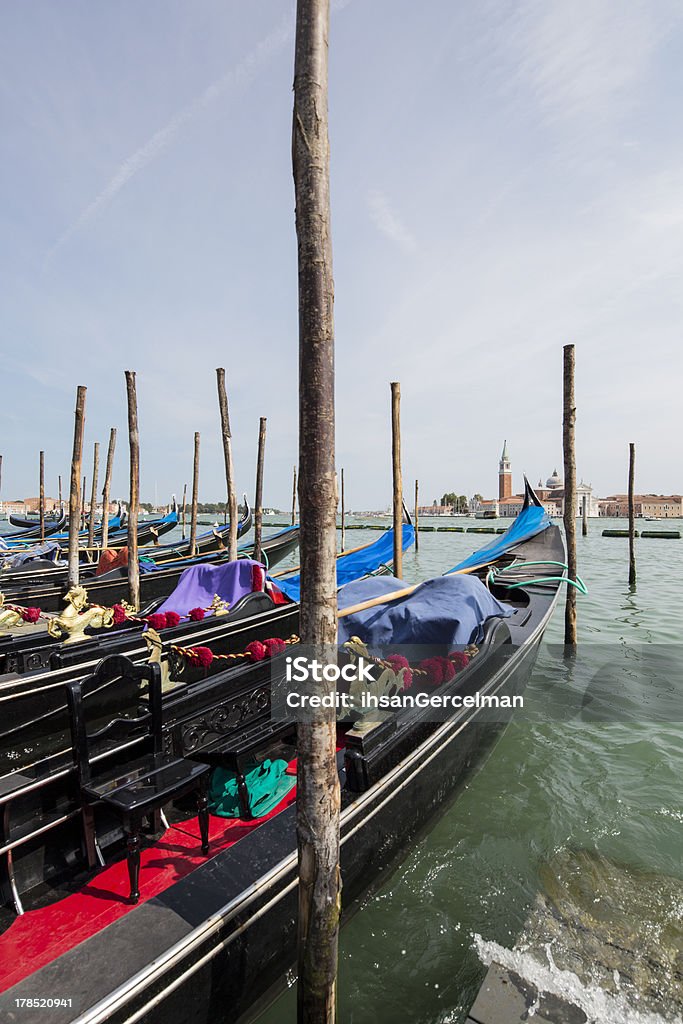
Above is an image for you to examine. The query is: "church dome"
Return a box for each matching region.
[546,468,562,489]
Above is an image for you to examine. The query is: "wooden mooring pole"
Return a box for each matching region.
[101,428,117,551]
[582,493,588,537]
[67,386,87,588]
[81,476,87,531]
[87,442,100,550]
[340,467,346,552]
[391,381,403,579]
[414,479,419,551]
[628,443,636,585]
[189,432,200,557]
[181,483,187,540]
[563,344,577,649]
[291,465,297,526]
[39,451,45,543]
[58,473,62,510]
[293,1,341,1019]
[216,368,238,561]
[125,371,140,610]
[253,417,267,565]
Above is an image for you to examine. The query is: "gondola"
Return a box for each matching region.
[0,525,301,612]
[139,499,252,561]
[0,485,566,1023]
[0,511,67,544]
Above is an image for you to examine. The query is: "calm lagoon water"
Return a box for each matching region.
[258,514,683,1023]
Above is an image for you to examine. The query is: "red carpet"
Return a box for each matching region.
[0,789,296,994]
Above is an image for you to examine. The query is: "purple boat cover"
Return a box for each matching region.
[156,559,264,617]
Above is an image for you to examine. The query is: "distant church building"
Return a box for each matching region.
[498,440,512,500]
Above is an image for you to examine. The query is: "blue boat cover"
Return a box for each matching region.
[337,573,512,650]
[272,524,415,603]
[0,541,63,567]
[445,501,551,575]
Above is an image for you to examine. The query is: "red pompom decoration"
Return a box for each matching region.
[441,657,456,683]
[190,646,214,668]
[245,640,266,662]
[164,611,181,628]
[188,607,205,621]
[112,604,128,626]
[386,654,413,689]
[419,657,445,686]
[146,613,167,631]
[449,650,470,672]
[263,637,287,658]
[20,607,41,624]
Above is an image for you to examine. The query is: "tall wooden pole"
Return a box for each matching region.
[181,483,187,540]
[414,478,419,551]
[67,387,87,588]
[216,368,238,561]
[291,465,297,525]
[189,432,200,557]
[101,428,117,551]
[87,442,100,550]
[39,451,45,543]
[628,443,636,585]
[125,371,140,610]
[81,476,87,530]
[293,2,340,1020]
[563,344,577,649]
[58,474,62,509]
[582,493,588,536]
[390,381,403,579]
[253,417,267,564]
[340,467,345,552]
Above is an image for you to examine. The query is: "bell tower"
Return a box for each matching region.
[499,440,512,500]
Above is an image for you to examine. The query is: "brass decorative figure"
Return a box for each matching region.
[46,586,115,645]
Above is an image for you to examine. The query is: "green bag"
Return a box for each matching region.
[208,757,296,819]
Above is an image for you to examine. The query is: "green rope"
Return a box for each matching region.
[486,559,588,595]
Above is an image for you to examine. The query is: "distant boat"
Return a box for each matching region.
[475,508,498,519]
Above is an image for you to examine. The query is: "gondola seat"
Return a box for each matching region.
[66,655,211,903]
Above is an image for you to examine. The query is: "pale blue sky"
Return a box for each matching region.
[1,0,681,509]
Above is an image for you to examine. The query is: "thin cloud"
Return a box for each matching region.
[366,189,416,252]
[45,14,295,263]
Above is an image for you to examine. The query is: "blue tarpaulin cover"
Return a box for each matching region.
[337,573,512,650]
[272,524,415,603]
[445,501,551,575]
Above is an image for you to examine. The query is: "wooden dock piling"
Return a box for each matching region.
[181,483,187,540]
[216,368,238,561]
[101,428,117,551]
[39,451,45,543]
[340,467,346,552]
[189,432,200,557]
[292,1,341,1018]
[563,344,577,649]
[582,493,588,536]
[291,465,297,525]
[58,474,62,510]
[125,371,140,610]
[414,479,419,551]
[81,475,87,531]
[391,381,403,579]
[67,386,87,588]
[87,442,100,550]
[628,443,636,585]
[253,417,267,565]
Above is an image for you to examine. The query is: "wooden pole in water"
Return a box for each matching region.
[582,493,588,536]
[391,381,403,579]
[39,451,45,543]
[181,482,187,540]
[58,474,62,510]
[215,368,238,561]
[101,428,117,551]
[340,467,345,552]
[563,344,577,649]
[67,386,87,588]
[253,417,267,564]
[291,465,297,525]
[628,442,636,585]
[293,1,340,1019]
[87,442,100,550]
[81,475,87,531]
[414,478,419,551]
[125,371,140,610]
[189,432,200,557]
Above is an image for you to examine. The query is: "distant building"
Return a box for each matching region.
[598,495,682,518]
[498,441,512,500]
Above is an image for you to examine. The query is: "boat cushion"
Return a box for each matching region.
[337,573,512,652]
[155,558,266,617]
[208,758,295,818]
